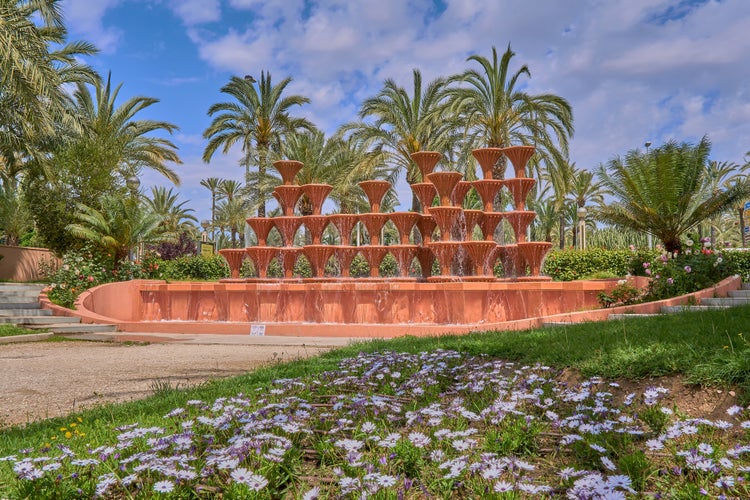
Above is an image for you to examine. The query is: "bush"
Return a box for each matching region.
[157,255,229,281]
[724,249,750,281]
[597,281,642,308]
[543,248,647,281]
[640,250,731,301]
[41,248,149,308]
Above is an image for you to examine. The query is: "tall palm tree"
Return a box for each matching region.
[448,45,574,181]
[703,160,747,244]
[69,74,182,185]
[66,195,175,265]
[145,186,198,233]
[0,0,98,180]
[344,69,456,211]
[200,177,224,240]
[203,71,313,217]
[597,137,750,253]
[544,158,575,248]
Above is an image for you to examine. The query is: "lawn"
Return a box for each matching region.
[1,306,750,498]
[0,324,45,337]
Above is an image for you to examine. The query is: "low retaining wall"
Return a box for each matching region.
[0,245,58,282]
[39,275,741,338]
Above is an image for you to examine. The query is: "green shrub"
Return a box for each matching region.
[41,247,149,308]
[641,250,730,301]
[543,248,644,281]
[158,255,229,281]
[597,281,642,308]
[724,249,750,281]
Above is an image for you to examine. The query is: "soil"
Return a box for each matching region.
[0,341,740,428]
[0,340,334,427]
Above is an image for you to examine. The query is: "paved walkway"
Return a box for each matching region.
[62,332,364,347]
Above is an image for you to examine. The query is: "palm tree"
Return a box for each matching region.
[543,158,575,248]
[215,197,247,248]
[703,160,747,244]
[200,177,224,239]
[0,173,31,246]
[344,69,456,211]
[0,0,98,143]
[448,45,574,181]
[145,186,198,233]
[68,74,182,185]
[203,71,313,217]
[597,137,750,253]
[0,0,98,181]
[66,195,175,265]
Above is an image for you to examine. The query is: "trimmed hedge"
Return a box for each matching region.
[724,249,750,281]
[542,248,659,281]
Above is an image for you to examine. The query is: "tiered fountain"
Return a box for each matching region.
[97,144,624,338]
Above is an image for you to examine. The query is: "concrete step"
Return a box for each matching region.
[0,302,42,310]
[0,292,43,303]
[700,297,750,307]
[727,290,750,298]
[0,308,52,317]
[743,283,750,290]
[0,284,46,291]
[10,316,81,325]
[542,322,577,327]
[24,323,118,334]
[661,305,731,314]
[608,313,662,320]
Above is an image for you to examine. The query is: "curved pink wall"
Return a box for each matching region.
[39,276,740,338]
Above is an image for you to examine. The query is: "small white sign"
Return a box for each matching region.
[250,324,266,336]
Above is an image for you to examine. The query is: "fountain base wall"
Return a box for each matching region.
[40,278,635,337]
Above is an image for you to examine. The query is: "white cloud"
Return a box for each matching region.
[169,0,221,25]
[62,0,122,53]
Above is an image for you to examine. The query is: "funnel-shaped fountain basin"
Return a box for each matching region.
[502,145,535,178]
[245,246,278,278]
[496,244,520,279]
[463,210,485,240]
[359,213,389,245]
[503,178,536,211]
[388,244,418,277]
[334,245,360,278]
[505,211,536,243]
[517,241,553,281]
[301,215,329,245]
[301,183,333,215]
[427,241,462,277]
[428,206,463,241]
[272,160,303,185]
[481,212,505,241]
[274,216,303,247]
[471,180,505,212]
[411,182,437,213]
[358,180,391,213]
[359,245,388,277]
[330,214,359,245]
[219,249,246,279]
[426,171,463,206]
[278,247,302,279]
[472,147,505,180]
[416,215,437,244]
[452,181,472,207]
[389,212,421,244]
[303,244,334,278]
[411,151,442,179]
[246,217,275,246]
[415,246,435,278]
[273,185,303,216]
[463,241,497,277]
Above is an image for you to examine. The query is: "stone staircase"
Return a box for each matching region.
[0,283,117,334]
[544,282,750,326]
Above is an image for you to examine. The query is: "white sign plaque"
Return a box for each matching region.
[250,324,266,336]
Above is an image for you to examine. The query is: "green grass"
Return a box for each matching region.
[2,304,750,455]
[0,324,46,337]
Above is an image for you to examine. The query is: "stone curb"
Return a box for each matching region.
[0,332,53,344]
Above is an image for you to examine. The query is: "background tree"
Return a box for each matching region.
[145,186,197,233]
[203,71,313,217]
[344,69,456,211]
[200,177,224,240]
[66,195,175,265]
[597,137,750,253]
[448,45,574,181]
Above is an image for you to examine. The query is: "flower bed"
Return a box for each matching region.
[2,350,748,498]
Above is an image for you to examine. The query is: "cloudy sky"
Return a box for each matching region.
[61,0,750,220]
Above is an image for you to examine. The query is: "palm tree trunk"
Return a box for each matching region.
[559,214,565,249]
[740,208,747,247]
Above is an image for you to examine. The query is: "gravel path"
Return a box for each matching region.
[0,340,335,427]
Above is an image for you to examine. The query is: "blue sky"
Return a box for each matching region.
[61,0,750,222]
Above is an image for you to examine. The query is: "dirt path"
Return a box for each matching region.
[0,340,334,427]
